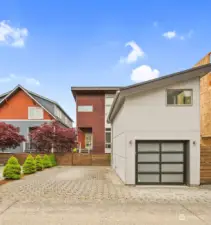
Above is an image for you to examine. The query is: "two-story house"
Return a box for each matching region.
[71,87,120,154]
[107,64,211,186]
[0,85,73,152]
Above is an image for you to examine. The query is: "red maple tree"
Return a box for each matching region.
[29,121,77,152]
[0,122,26,152]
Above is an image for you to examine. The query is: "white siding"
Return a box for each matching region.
[54,105,72,127]
[105,94,115,153]
[112,105,126,182]
[112,77,201,185]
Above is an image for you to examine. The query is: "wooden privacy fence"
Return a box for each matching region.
[53,153,110,166]
[0,152,110,166]
[201,146,211,184]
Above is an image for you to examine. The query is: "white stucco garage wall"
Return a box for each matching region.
[112,77,200,185]
[112,105,127,182]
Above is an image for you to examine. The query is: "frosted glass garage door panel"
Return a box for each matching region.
[138,154,159,162]
[161,154,183,162]
[137,143,159,152]
[138,164,159,172]
[137,174,159,183]
[161,174,183,183]
[161,164,183,172]
[161,143,183,152]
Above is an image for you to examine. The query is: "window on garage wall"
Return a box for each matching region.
[166,89,192,106]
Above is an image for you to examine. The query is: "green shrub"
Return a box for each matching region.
[42,154,52,168]
[35,155,43,171]
[3,156,21,180]
[23,154,36,174]
[49,154,57,166]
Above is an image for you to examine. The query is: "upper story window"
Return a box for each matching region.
[105,94,115,122]
[105,128,111,149]
[28,107,44,119]
[67,120,72,128]
[167,89,192,106]
[78,105,93,112]
[55,106,62,119]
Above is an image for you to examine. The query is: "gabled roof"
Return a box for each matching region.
[27,88,73,122]
[0,85,73,124]
[107,63,211,123]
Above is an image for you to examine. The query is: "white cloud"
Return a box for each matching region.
[163,31,176,39]
[0,74,40,86]
[0,20,28,48]
[25,78,40,86]
[131,65,160,83]
[163,29,194,41]
[119,41,144,64]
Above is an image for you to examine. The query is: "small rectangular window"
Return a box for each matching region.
[167,89,192,106]
[105,128,111,149]
[28,107,44,119]
[78,105,93,112]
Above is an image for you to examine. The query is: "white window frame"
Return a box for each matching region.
[28,107,44,119]
[105,128,111,153]
[78,105,93,112]
[166,89,193,106]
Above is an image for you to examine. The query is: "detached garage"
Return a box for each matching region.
[107,64,211,186]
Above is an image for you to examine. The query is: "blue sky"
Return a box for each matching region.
[0,0,211,123]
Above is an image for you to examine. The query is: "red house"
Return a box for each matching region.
[71,87,120,154]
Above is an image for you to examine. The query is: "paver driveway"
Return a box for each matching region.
[0,166,211,225]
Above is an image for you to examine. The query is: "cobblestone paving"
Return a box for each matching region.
[1,167,211,225]
[1,166,211,204]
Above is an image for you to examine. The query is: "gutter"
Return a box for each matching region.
[107,91,120,123]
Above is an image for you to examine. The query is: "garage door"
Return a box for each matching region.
[136,141,186,185]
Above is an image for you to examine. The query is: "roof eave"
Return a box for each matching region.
[71,86,121,101]
[108,63,211,123]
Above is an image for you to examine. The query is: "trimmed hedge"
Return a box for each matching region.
[49,154,57,167]
[35,155,43,171]
[42,154,52,168]
[3,156,21,180]
[23,154,36,174]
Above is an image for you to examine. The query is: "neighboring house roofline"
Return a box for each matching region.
[0,85,58,121]
[194,52,211,67]
[71,86,121,100]
[25,88,73,122]
[0,85,73,126]
[107,63,211,123]
[71,86,121,90]
[0,91,11,98]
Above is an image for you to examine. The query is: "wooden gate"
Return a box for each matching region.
[72,153,92,165]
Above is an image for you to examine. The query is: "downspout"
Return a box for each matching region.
[107,91,120,123]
